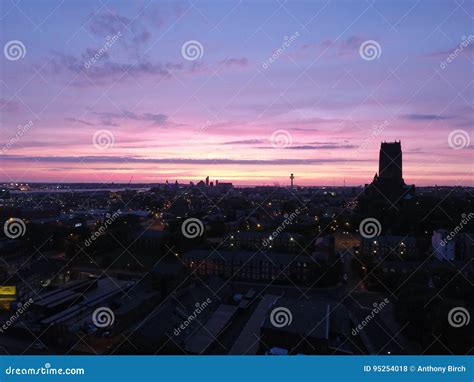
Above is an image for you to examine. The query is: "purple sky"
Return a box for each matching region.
[0,0,472,186]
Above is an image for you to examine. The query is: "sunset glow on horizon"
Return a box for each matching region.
[0,0,472,186]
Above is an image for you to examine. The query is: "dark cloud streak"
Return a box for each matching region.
[402,114,452,121]
[1,155,368,165]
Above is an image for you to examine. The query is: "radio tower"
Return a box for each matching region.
[290,173,294,189]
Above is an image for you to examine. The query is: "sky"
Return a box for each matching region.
[0,0,472,186]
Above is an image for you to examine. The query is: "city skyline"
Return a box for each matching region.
[0,0,472,186]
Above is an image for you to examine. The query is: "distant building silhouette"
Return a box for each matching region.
[194,177,233,191]
[361,141,415,208]
[215,182,233,191]
[379,141,402,180]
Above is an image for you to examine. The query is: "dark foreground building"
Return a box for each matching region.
[361,141,415,207]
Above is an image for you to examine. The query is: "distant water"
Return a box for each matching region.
[10,187,150,194]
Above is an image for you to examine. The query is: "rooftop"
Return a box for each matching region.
[185,304,238,354]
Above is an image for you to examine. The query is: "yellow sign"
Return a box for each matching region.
[0,286,16,295]
[0,286,16,302]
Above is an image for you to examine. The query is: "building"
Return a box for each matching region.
[182,249,315,283]
[224,231,303,253]
[259,297,351,355]
[432,229,455,261]
[130,229,166,252]
[379,141,402,179]
[185,304,237,354]
[229,294,280,355]
[361,236,417,260]
[432,230,473,261]
[456,233,474,261]
[215,181,233,191]
[20,277,135,349]
[361,141,415,205]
